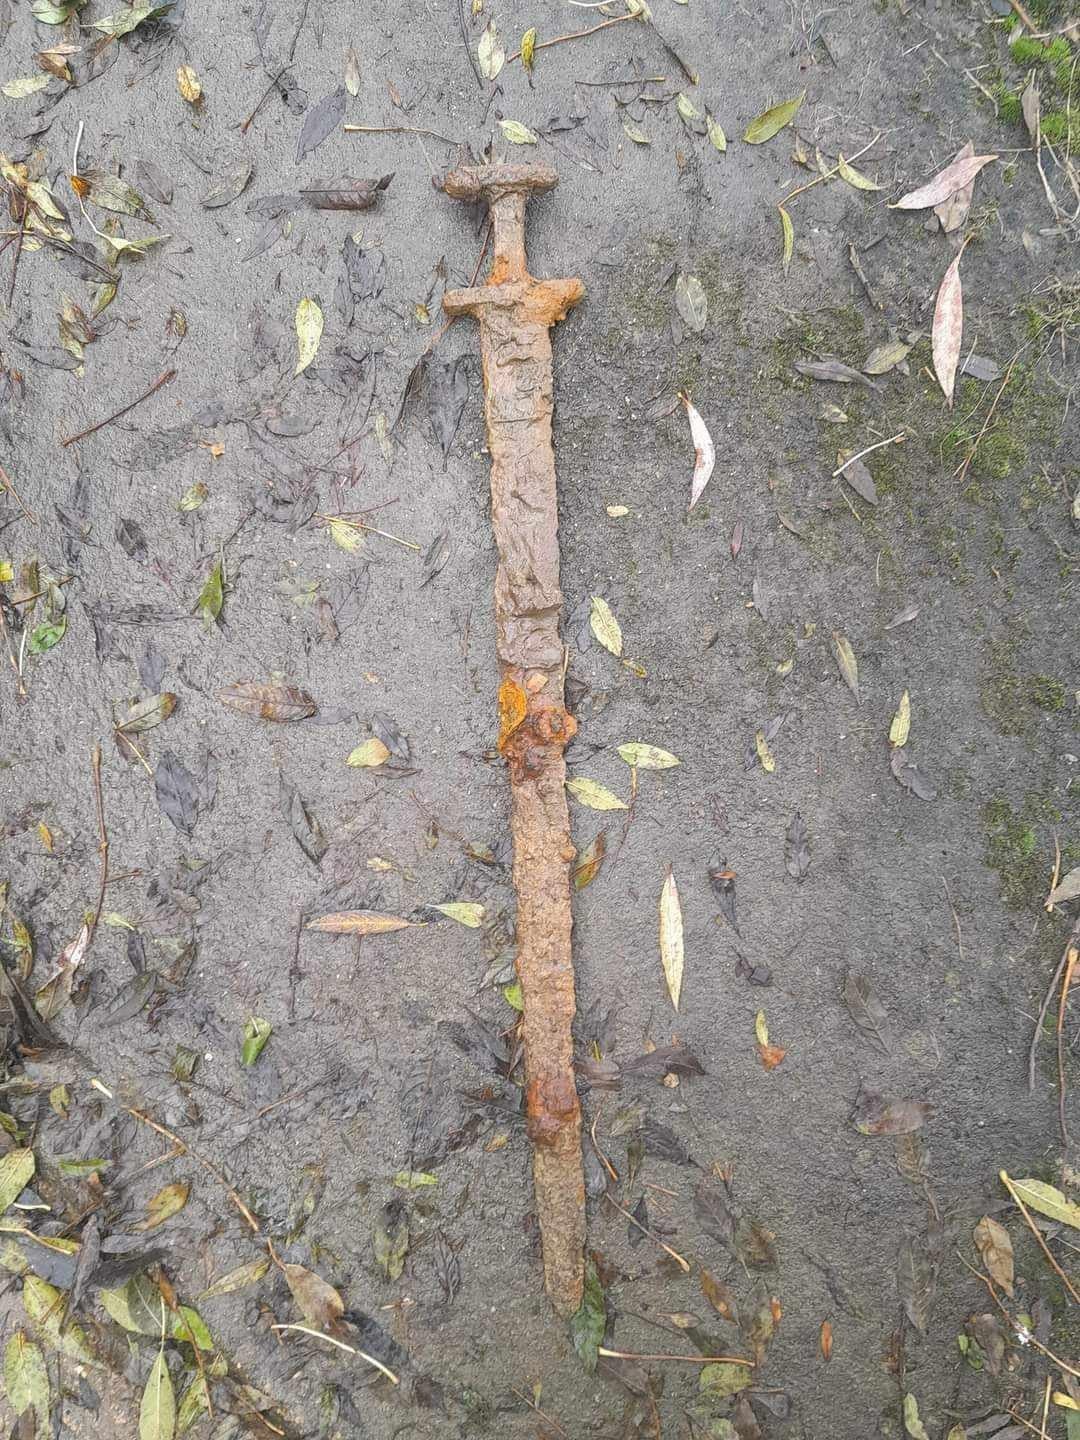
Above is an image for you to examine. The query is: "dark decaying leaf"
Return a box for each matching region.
[803,1251,864,1319]
[569,1258,606,1373]
[336,239,385,327]
[708,855,739,934]
[842,972,891,1052]
[889,747,937,801]
[784,812,810,880]
[641,1116,697,1168]
[116,516,149,561]
[371,711,410,763]
[201,160,254,209]
[897,1231,937,1332]
[622,1045,705,1079]
[428,354,470,458]
[628,1194,649,1250]
[967,1312,1007,1375]
[284,1263,344,1330]
[852,1090,932,1136]
[373,1199,409,1281]
[961,354,1001,383]
[735,954,774,987]
[341,1309,409,1373]
[300,173,393,210]
[279,774,326,864]
[419,532,451,588]
[743,711,790,770]
[218,681,317,722]
[441,1010,510,1076]
[296,88,346,164]
[154,752,199,836]
[837,452,878,506]
[100,971,158,1026]
[694,1181,777,1270]
[794,358,880,390]
[135,157,173,205]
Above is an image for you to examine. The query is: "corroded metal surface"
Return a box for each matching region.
[443,164,586,1317]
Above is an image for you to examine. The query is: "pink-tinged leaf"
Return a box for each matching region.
[681,393,714,510]
[934,141,975,234]
[932,253,963,407]
[891,151,996,210]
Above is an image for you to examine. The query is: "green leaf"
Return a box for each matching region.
[706,113,727,151]
[31,0,86,21]
[617,743,679,770]
[23,1276,98,1365]
[140,1348,176,1440]
[391,1170,437,1189]
[779,205,794,274]
[178,481,207,512]
[837,154,882,191]
[294,297,323,375]
[93,3,173,36]
[136,1181,189,1231]
[28,617,66,654]
[743,93,804,144]
[903,1393,930,1440]
[502,980,524,1011]
[430,902,484,928]
[57,1157,108,1176]
[699,1361,753,1397]
[0,1149,34,1215]
[176,1374,209,1435]
[240,1016,272,1067]
[1004,1172,1080,1231]
[195,557,223,629]
[565,777,628,811]
[569,1258,605,1373]
[99,1274,213,1350]
[199,1256,270,1301]
[498,119,538,145]
[4,1331,48,1416]
[2,75,51,99]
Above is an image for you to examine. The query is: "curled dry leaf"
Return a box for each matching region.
[177,63,201,104]
[891,150,996,210]
[754,1010,786,1069]
[932,252,963,406]
[218,681,316,722]
[300,174,392,211]
[572,830,606,890]
[890,747,937,801]
[589,596,623,656]
[431,902,484,928]
[499,119,538,145]
[681,393,714,510]
[307,910,415,935]
[283,1263,344,1331]
[837,154,881,191]
[477,21,504,80]
[659,867,684,1011]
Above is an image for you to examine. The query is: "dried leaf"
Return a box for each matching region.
[284,1264,343,1329]
[477,21,504,80]
[779,205,793,273]
[891,152,996,210]
[295,297,323,375]
[682,393,714,509]
[675,273,707,333]
[296,89,346,164]
[701,1269,739,1322]
[566,777,628,811]
[837,154,881,191]
[135,1182,189,1231]
[622,119,651,145]
[199,1257,270,1301]
[573,831,606,890]
[154,752,198,836]
[140,1347,176,1440]
[201,160,253,209]
[569,1258,606,1373]
[794,357,880,388]
[863,338,912,375]
[307,910,414,935]
[391,1169,437,1189]
[1047,867,1080,906]
[0,1150,35,1215]
[676,92,701,123]
[973,1216,1014,1297]
[618,743,678,769]
[885,604,920,630]
[820,1320,832,1361]
[784,811,810,880]
[1004,1173,1080,1232]
[890,748,937,801]
[431,902,484,928]
[700,1361,753,1397]
[195,557,223,628]
[218,681,316,722]
[843,973,891,1052]
[344,46,360,95]
[706,113,727,151]
[743,93,804,144]
[240,1017,271,1067]
[3,74,52,98]
[932,252,963,406]
[754,730,775,773]
[520,26,537,71]
[754,1011,786,1069]
[659,868,684,1010]
[499,119,538,145]
[889,690,911,748]
[428,353,469,457]
[347,736,391,767]
[590,596,623,656]
[853,1091,932,1136]
[831,632,859,702]
[373,1200,409,1280]
[118,693,177,734]
[903,1393,930,1440]
[300,174,392,211]
[176,64,201,103]
[897,1235,936,1332]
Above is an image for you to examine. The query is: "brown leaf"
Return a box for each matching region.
[307,911,414,936]
[853,1090,932,1136]
[300,174,393,211]
[701,1268,739,1322]
[932,251,963,407]
[897,1232,936,1332]
[820,1319,832,1361]
[572,830,606,890]
[934,141,976,233]
[283,1263,344,1330]
[973,1216,1014,1297]
[218,681,317,722]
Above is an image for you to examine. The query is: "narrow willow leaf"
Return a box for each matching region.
[754,730,775,772]
[706,113,726,151]
[344,46,360,96]
[623,120,650,145]
[294,297,323,376]
[590,596,623,656]
[199,1257,270,1301]
[392,1169,437,1189]
[932,252,963,407]
[1003,1173,1080,1231]
[743,93,804,144]
[307,910,414,935]
[682,393,714,509]
[431,902,484,928]
[140,1347,176,1440]
[889,690,911,748]
[566,777,627,811]
[0,1150,35,1215]
[779,205,793,274]
[135,1182,189,1231]
[675,92,700,122]
[572,831,606,889]
[831,631,859,703]
[23,1276,98,1364]
[499,119,537,145]
[659,868,684,1010]
[520,26,537,71]
[891,152,996,210]
[93,3,172,36]
[195,558,223,628]
[903,1394,930,1440]
[837,154,882,191]
[617,743,679,769]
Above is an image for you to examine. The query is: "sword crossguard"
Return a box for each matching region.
[440,163,584,320]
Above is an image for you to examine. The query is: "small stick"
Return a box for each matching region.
[0,597,26,700]
[1007,0,1038,33]
[457,0,484,89]
[240,66,290,134]
[6,193,27,307]
[1056,940,1077,1147]
[507,13,635,62]
[999,1169,1080,1304]
[510,1387,569,1439]
[780,133,882,208]
[597,1347,754,1366]
[61,369,175,447]
[288,909,303,1022]
[942,876,965,967]
[831,433,906,478]
[344,123,463,145]
[0,461,37,525]
[1028,921,1079,1090]
[270,1324,399,1381]
[605,1193,690,1272]
[87,745,108,942]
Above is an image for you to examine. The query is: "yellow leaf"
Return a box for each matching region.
[498,119,537,145]
[1002,1172,1080,1232]
[831,631,860,703]
[779,205,793,274]
[590,596,623,656]
[3,75,51,99]
[346,736,390,767]
[837,154,882,191]
[431,902,484,928]
[889,690,911,749]
[307,910,414,935]
[294,297,323,375]
[617,743,679,770]
[177,64,202,103]
[329,517,363,551]
[754,730,775,773]
[754,1010,769,1046]
[659,867,683,1010]
[37,822,54,853]
[520,26,537,71]
[566,777,628,811]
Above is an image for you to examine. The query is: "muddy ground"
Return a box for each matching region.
[1,0,1078,1437]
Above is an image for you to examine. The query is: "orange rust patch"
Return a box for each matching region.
[497,676,527,752]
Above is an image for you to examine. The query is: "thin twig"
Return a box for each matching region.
[507,12,635,61]
[270,1324,399,1382]
[0,461,37,525]
[1028,922,1078,1090]
[457,0,484,89]
[780,133,882,207]
[604,1193,690,1271]
[344,123,463,145]
[6,192,26,307]
[87,745,108,943]
[60,369,176,447]
[240,66,289,134]
[958,1252,1080,1374]
[999,1169,1080,1304]
[1056,939,1077,1147]
[597,1347,754,1365]
[1007,0,1038,34]
[0,598,26,700]
[831,433,906,478]
[510,1387,569,1439]
[942,876,965,967]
